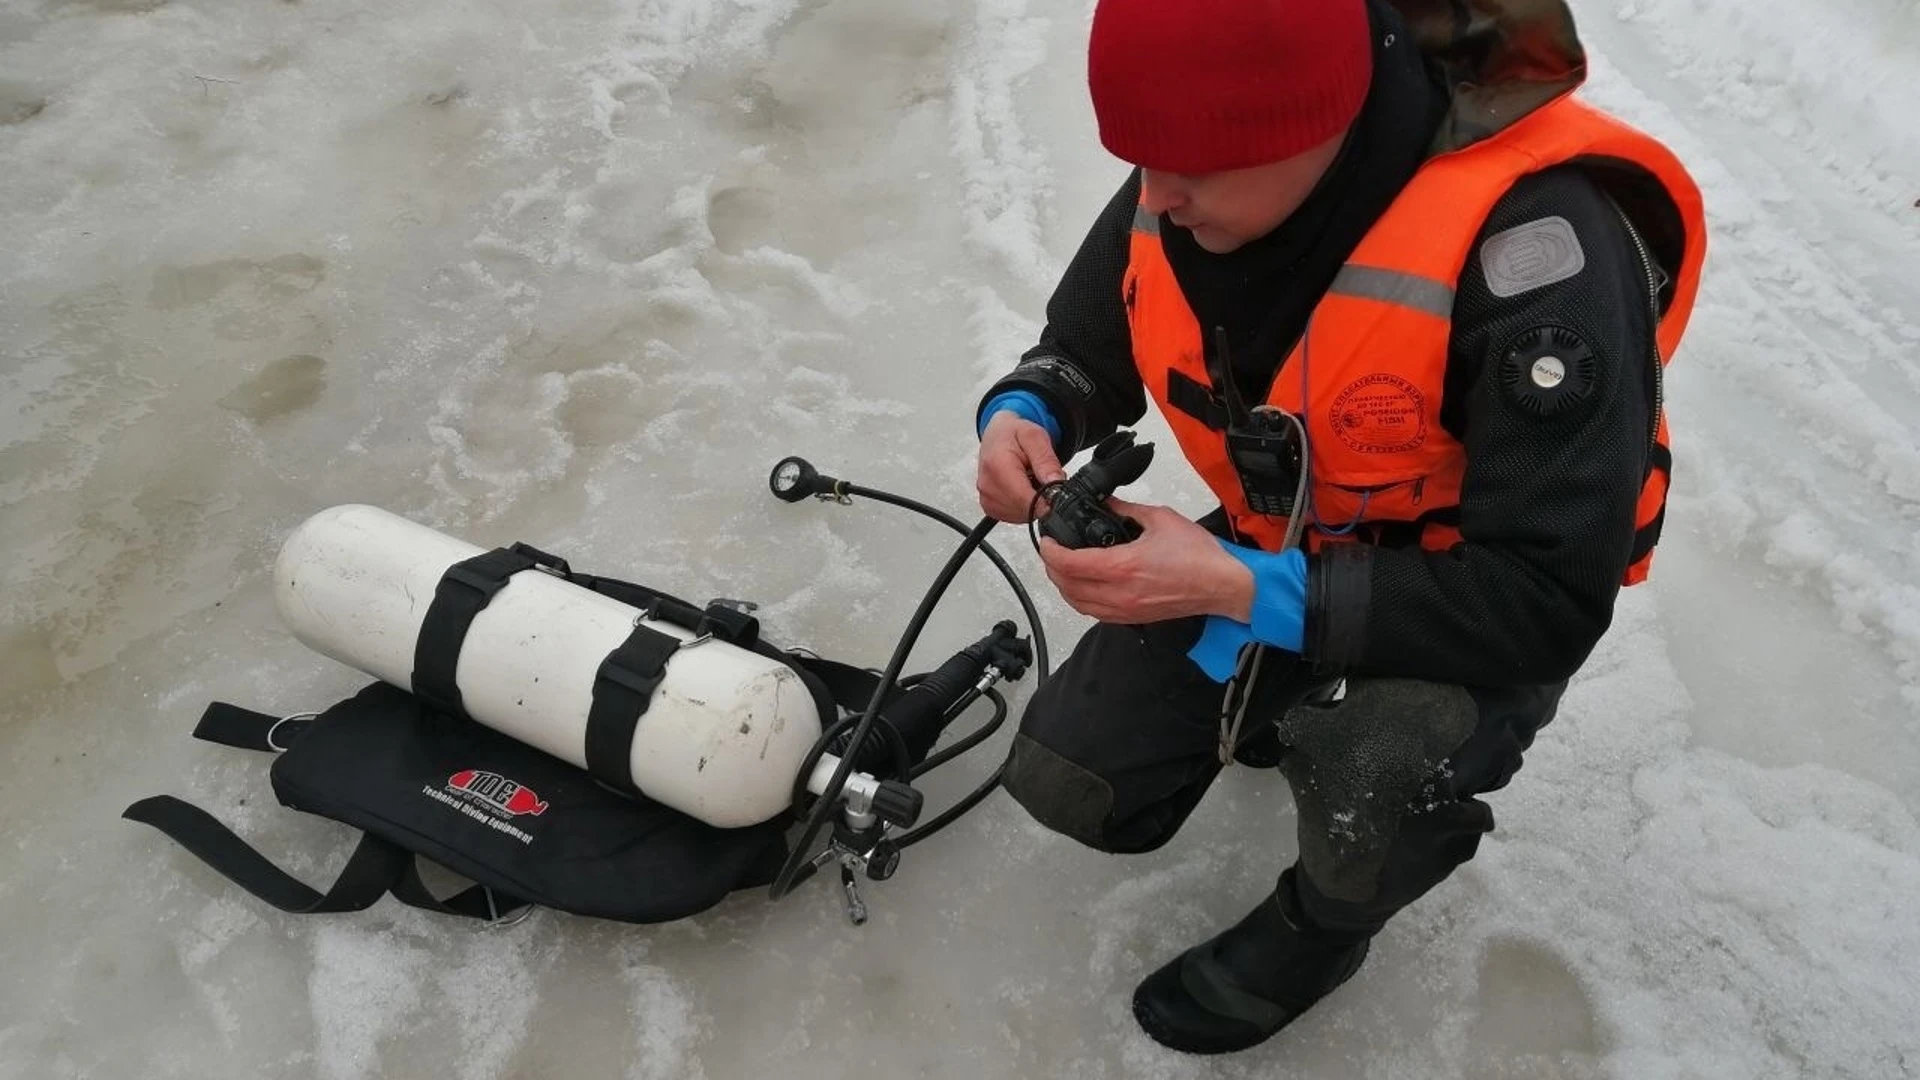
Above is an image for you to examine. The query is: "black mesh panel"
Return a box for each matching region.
[1356,165,1661,685]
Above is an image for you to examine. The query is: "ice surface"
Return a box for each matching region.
[3,0,1918,1077]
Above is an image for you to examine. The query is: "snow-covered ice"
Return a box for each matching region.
[2,0,1917,1077]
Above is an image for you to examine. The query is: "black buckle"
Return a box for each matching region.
[697,602,759,647]
[509,542,571,578]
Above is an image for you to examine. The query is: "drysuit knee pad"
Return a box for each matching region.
[1276,679,1479,904]
[1003,733,1117,850]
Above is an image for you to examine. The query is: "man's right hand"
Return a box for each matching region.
[977,411,1069,522]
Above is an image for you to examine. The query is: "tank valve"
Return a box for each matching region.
[869,780,923,829]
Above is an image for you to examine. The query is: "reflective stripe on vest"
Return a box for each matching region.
[1125,95,1706,585]
[1327,266,1454,320]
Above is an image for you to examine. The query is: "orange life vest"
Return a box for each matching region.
[1125,96,1706,584]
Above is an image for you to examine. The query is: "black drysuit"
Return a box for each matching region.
[987,2,1667,935]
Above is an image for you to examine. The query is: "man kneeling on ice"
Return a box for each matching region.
[973,0,1704,1055]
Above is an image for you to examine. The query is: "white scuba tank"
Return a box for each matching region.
[272,504,824,828]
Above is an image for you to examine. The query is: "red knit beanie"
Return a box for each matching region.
[1089,0,1373,174]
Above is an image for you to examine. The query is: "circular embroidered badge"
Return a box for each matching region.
[1331,374,1427,454]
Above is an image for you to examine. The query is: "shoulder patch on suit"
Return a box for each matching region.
[1480,216,1586,298]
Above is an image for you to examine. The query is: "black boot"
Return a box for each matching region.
[1131,871,1370,1054]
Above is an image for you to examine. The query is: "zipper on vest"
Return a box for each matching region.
[1609,196,1666,466]
[1325,476,1426,504]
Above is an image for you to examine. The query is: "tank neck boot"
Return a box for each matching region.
[1131,868,1372,1054]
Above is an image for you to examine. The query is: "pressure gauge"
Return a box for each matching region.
[769,457,819,502]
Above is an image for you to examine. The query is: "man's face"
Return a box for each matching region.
[1139,131,1347,254]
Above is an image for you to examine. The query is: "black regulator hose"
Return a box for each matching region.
[895,688,1008,851]
[768,513,1003,900]
[766,458,1057,900]
[831,483,1051,682]
[771,457,1049,680]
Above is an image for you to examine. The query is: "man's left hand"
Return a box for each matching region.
[1038,498,1254,624]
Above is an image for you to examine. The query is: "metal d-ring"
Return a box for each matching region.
[264,712,320,752]
[480,888,535,929]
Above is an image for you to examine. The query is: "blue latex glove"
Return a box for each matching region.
[977,390,1062,446]
[1187,542,1308,682]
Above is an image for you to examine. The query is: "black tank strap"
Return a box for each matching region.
[583,622,684,795]
[579,604,845,799]
[694,602,759,648]
[577,575,761,649]
[577,575,706,630]
[572,579,778,796]
[790,655,891,716]
[413,545,568,717]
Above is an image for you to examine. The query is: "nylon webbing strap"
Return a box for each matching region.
[123,796,406,914]
[1632,505,1666,561]
[792,656,890,717]
[1374,520,1424,549]
[696,603,759,648]
[580,576,706,630]
[1631,445,1673,560]
[412,547,542,717]
[579,576,760,648]
[125,797,527,922]
[193,702,308,753]
[1363,503,1465,548]
[583,623,683,794]
[1167,369,1229,432]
